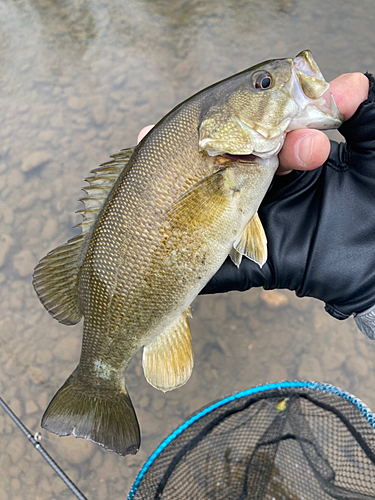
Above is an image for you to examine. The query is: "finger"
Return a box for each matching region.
[329,72,369,121]
[277,129,331,175]
[277,73,369,175]
[137,125,155,144]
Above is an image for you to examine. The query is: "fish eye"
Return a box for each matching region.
[253,72,273,90]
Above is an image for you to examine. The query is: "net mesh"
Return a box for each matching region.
[129,382,375,500]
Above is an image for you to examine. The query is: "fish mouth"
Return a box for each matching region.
[222,153,258,162]
[286,50,344,131]
[206,152,260,166]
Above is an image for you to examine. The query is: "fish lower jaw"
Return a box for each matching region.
[208,149,281,165]
[252,143,284,159]
[203,139,285,162]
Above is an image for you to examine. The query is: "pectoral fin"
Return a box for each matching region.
[230,212,267,268]
[229,247,243,268]
[143,310,194,392]
[168,166,246,232]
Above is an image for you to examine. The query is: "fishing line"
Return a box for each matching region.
[0,397,88,500]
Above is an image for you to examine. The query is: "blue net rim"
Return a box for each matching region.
[127,380,375,499]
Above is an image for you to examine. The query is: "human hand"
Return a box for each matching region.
[277,73,369,174]
[202,72,375,338]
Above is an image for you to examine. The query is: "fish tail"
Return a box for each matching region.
[41,368,140,456]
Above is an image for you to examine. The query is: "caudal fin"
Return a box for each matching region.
[41,370,140,456]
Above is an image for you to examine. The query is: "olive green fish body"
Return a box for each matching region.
[78,100,211,360]
[33,51,343,455]
[78,98,276,373]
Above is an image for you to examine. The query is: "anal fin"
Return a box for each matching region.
[143,310,194,392]
[230,212,267,268]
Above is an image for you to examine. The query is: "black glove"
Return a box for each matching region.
[202,73,375,338]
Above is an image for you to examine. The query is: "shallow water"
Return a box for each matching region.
[1,0,375,498]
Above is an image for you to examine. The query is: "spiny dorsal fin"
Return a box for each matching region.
[32,147,135,325]
[231,212,267,268]
[76,147,135,235]
[142,309,194,392]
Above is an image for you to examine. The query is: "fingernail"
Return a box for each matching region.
[295,134,315,167]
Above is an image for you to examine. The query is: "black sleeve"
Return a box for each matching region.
[202,73,375,321]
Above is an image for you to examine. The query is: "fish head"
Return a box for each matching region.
[199,50,343,159]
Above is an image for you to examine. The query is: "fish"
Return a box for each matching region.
[32,50,343,456]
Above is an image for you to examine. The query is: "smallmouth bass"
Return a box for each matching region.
[33,50,343,456]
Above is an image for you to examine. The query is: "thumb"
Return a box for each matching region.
[278,130,330,175]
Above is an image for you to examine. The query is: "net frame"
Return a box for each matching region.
[128,381,375,500]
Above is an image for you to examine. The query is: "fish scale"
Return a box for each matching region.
[79,101,208,340]
[33,50,343,456]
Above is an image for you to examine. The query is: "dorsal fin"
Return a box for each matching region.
[76,147,135,235]
[32,147,135,325]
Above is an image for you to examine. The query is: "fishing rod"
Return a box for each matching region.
[0,397,88,500]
